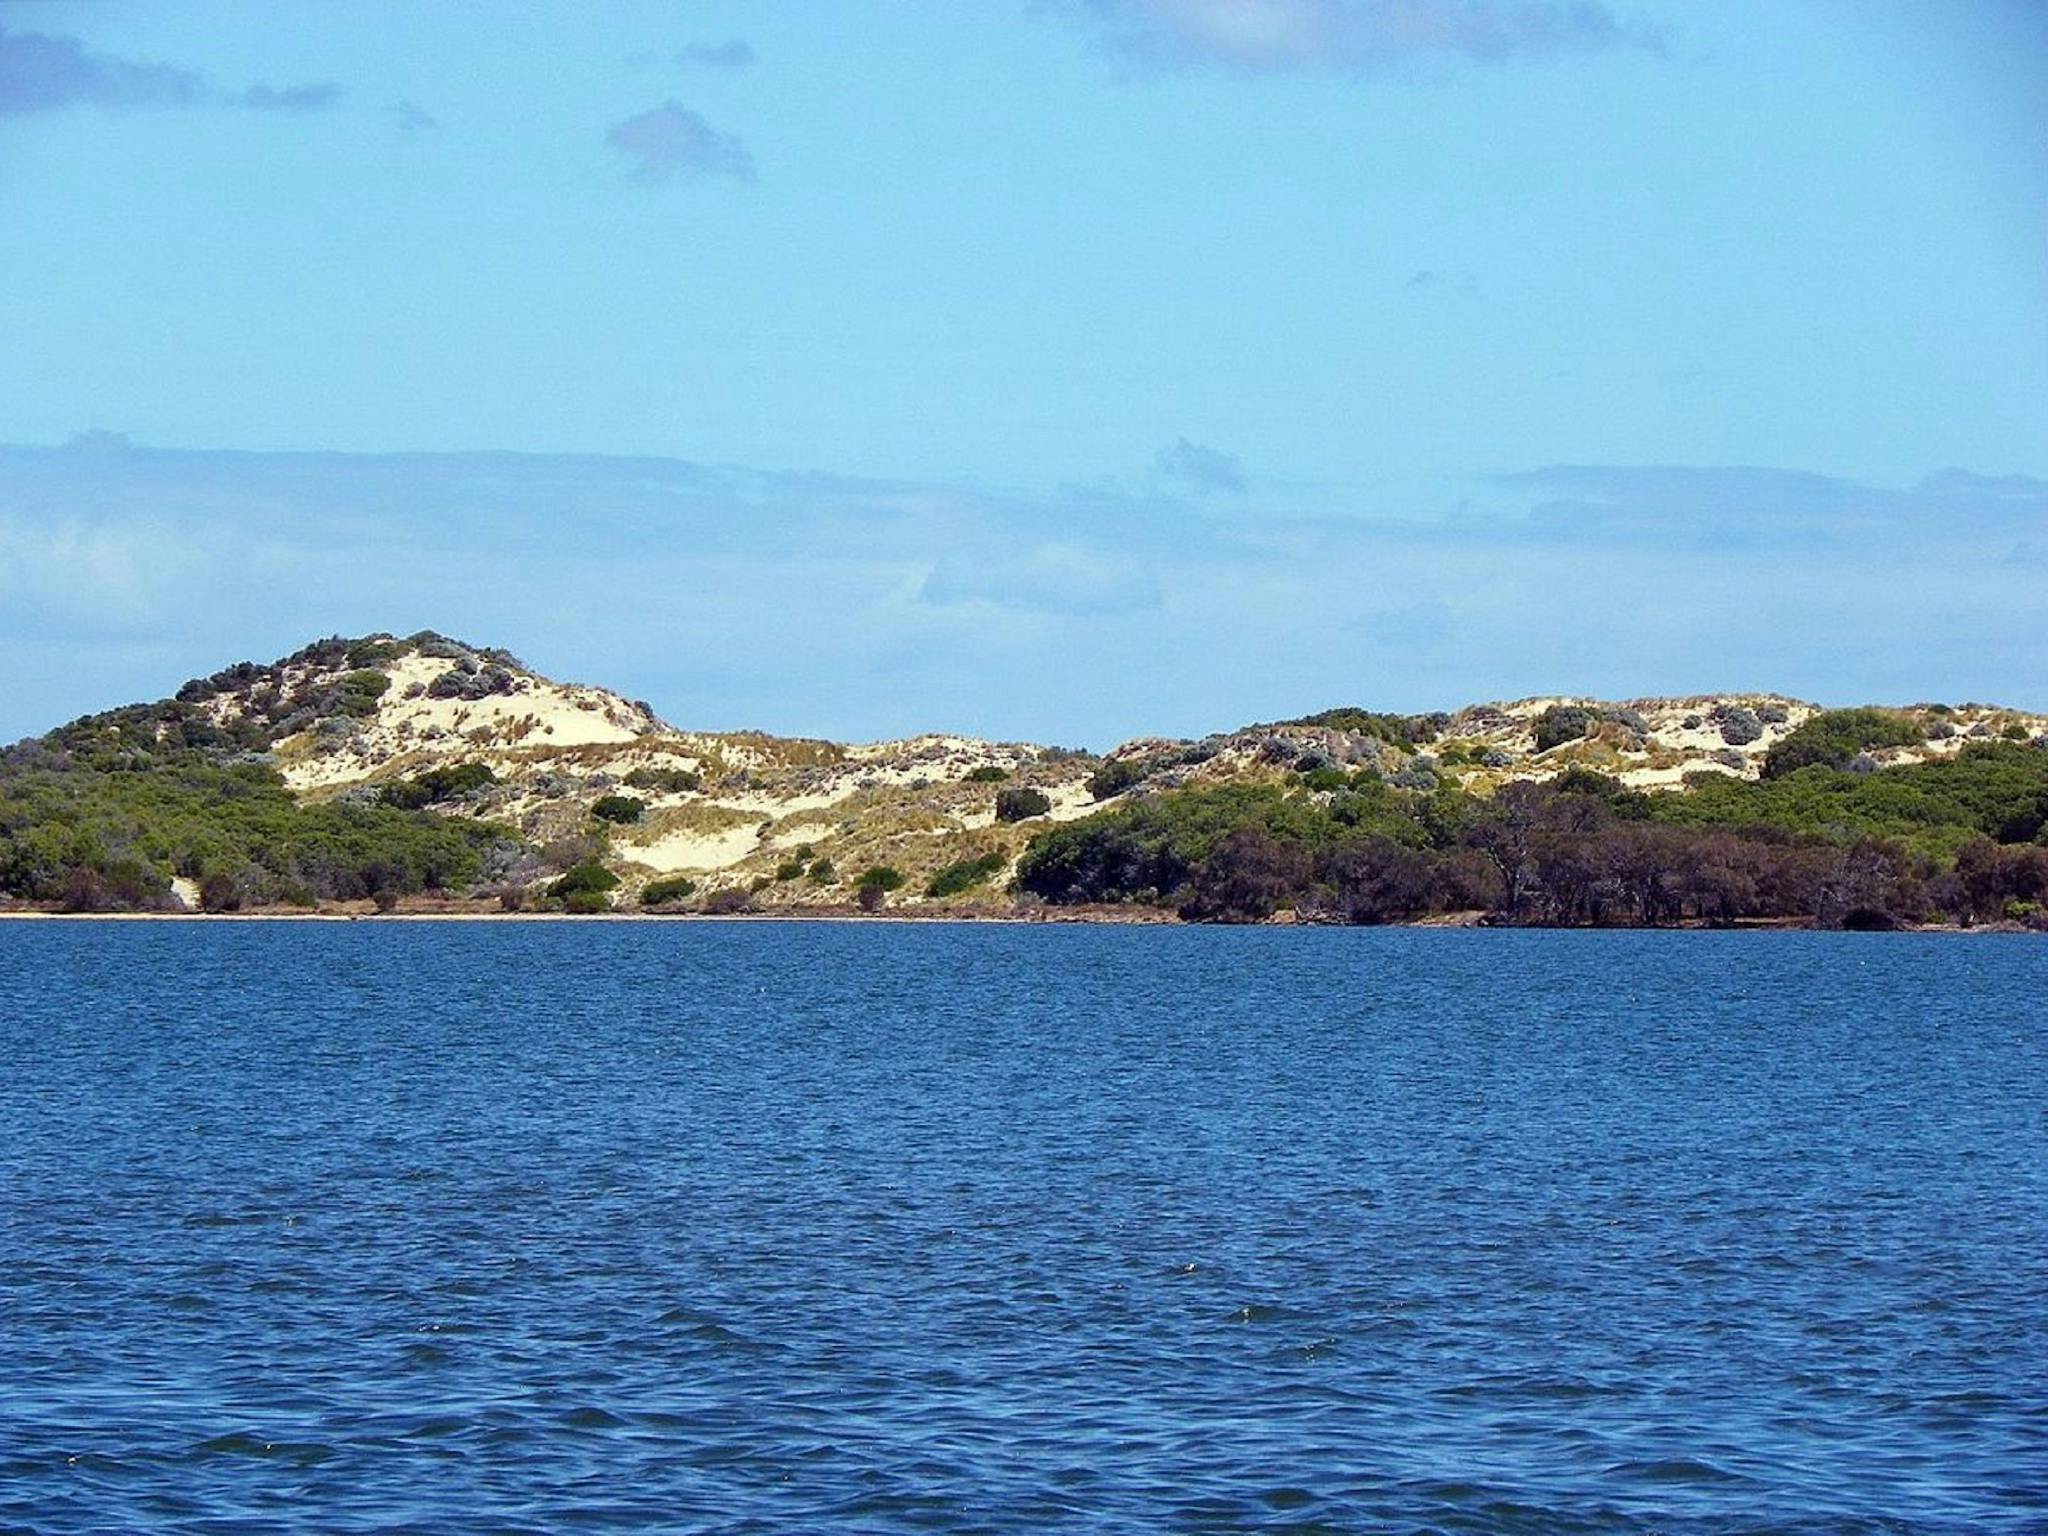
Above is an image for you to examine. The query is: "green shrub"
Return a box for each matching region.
[590,794,646,825]
[774,860,806,881]
[925,850,1007,898]
[1088,760,1143,800]
[332,669,392,718]
[641,875,698,905]
[347,639,406,669]
[381,761,496,809]
[2002,723,2031,742]
[855,865,905,891]
[995,787,1052,822]
[622,766,702,794]
[1532,705,1596,753]
[561,889,611,915]
[808,858,837,884]
[964,765,1009,783]
[548,862,619,899]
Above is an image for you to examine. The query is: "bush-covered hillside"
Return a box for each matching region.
[1015,747,2048,929]
[2,630,2043,925]
[0,746,512,911]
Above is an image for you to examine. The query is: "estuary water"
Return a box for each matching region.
[1,922,2043,1534]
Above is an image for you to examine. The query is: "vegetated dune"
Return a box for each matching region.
[8,629,2045,918]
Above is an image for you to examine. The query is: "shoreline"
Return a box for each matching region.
[0,904,2035,934]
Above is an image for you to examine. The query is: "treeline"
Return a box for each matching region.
[1015,746,2048,929]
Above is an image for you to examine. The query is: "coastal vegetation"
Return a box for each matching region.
[1,630,2042,928]
[1014,746,2048,928]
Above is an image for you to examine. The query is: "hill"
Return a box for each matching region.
[2,631,2043,927]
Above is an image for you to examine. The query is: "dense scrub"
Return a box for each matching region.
[0,748,511,910]
[1017,745,2048,928]
[1763,708,1924,777]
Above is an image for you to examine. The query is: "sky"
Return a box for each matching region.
[0,0,2043,745]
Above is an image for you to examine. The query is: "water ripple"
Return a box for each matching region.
[1,923,2043,1533]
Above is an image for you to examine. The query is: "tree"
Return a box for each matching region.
[1178,829,1311,922]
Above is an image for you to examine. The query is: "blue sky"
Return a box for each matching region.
[0,1,2043,744]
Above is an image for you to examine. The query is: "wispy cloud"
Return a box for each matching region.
[394,100,442,138]
[0,23,338,116]
[1067,0,1664,72]
[677,40,756,68]
[920,541,1163,615]
[0,443,2040,747]
[1154,436,1248,493]
[232,82,341,113]
[606,101,755,185]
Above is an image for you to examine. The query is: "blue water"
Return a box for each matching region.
[1,924,2043,1534]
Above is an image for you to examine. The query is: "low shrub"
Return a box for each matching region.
[964,765,1008,783]
[855,865,905,892]
[590,795,646,825]
[381,761,496,810]
[926,850,1007,898]
[995,787,1052,822]
[641,875,698,905]
[622,766,703,794]
[1715,706,1763,746]
[1089,760,1144,800]
[548,862,619,900]
[332,669,392,718]
[1532,705,1596,753]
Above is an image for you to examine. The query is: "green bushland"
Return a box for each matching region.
[1762,708,1923,777]
[641,875,698,905]
[0,751,509,910]
[855,865,905,892]
[0,633,536,911]
[925,849,1007,898]
[1016,743,2048,928]
[590,794,646,825]
[964,765,1008,783]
